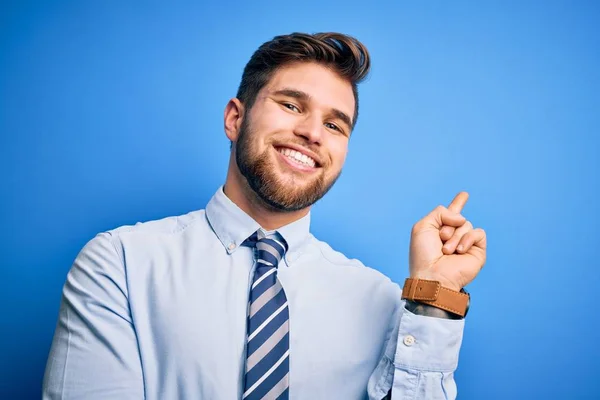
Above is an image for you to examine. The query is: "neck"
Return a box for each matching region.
[223,156,309,231]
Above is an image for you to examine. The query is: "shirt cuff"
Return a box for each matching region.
[394,304,465,372]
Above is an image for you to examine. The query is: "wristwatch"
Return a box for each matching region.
[401,278,470,318]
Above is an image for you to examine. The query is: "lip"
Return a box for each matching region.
[274,144,322,167]
[274,147,319,173]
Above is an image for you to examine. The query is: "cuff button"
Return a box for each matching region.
[403,335,416,346]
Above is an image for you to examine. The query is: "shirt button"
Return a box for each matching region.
[403,335,416,346]
[228,243,235,250]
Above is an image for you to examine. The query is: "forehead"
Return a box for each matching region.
[264,62,355,120]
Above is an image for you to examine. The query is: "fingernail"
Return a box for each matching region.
[457,245,464,252]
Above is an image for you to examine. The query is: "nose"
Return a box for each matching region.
[293,114,323,144]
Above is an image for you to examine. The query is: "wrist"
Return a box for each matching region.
[401,278,470,318]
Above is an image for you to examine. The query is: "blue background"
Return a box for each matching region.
[1,1,599,398]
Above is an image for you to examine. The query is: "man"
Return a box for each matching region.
[43,32,486,399]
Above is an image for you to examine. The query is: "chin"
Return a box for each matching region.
[275,172,319,191]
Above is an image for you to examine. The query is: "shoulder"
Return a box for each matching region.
[107,209,206,238]
[308,235,364,268]
[80,209,208,263]
[304,234,403,306]
[307,235,396,286]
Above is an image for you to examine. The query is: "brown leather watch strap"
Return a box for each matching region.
[401,278,470,317]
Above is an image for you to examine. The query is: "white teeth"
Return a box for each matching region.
[277,148,316,167]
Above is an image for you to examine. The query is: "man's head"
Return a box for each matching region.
[224,32,370,213]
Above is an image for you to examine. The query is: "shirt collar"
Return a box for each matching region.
[205,186,311,266]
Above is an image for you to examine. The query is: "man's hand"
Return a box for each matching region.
[409,192,487,291]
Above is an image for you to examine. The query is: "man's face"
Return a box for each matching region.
[235,62,355,212]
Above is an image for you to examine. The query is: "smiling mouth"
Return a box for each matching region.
[275,146,320,168]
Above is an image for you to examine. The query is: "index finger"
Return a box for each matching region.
[448,191,469,213]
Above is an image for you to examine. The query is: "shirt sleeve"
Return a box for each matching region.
[42,232,144,399]
[368,300,464,400]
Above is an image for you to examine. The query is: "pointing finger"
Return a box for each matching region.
[448,192,469,214]
[440,192,469,240]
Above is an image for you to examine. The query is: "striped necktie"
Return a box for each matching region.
[242,232,290,400]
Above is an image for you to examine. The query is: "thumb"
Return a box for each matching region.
[426,206,466,229]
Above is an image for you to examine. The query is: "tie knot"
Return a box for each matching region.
[242,232,288,268]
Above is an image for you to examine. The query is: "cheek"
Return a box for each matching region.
[254,106,296,133]
[327,138,348,169]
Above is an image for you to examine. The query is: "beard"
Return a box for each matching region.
[235,116,341,212]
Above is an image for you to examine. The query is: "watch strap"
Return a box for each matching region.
[401,278,470,317]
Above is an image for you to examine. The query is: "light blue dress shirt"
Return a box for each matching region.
[43,187,465,399]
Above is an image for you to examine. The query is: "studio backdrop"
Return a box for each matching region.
[1,1,598,399]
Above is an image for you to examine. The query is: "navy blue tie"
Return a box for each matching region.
[242,232,290,400]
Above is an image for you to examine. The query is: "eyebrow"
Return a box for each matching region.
[273,88,354,130]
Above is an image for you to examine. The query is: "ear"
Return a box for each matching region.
[224,98,245,142]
